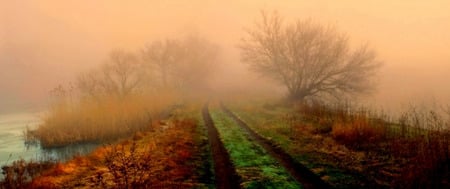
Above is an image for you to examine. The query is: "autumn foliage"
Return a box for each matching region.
[24,117,207,188]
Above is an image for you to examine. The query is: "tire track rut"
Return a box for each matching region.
[220,103,331,189]
[202,103,241,189]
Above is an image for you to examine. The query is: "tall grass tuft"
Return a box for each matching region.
[331,116,387,150]
[391,107,450,188]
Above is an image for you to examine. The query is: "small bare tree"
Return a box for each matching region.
[77,70,102,99]
[141,40,183,88]
[240,11,381,102]
[141,36,218,91]
[77,49,143,99]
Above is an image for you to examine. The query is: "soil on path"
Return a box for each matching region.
[202,103,241,189]
[221,103,331,189]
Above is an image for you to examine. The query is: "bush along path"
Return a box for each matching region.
[220,103,331,189]
[202,103,241,189]
[208,105,302,188]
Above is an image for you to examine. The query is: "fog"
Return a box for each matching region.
[1,0,450,113]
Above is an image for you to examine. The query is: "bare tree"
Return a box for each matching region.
[177,36,218,91]
[141,40,183,88]
[240,11,381,102]
[77,49,143,98]
[141,36,218,91]
[102,50,143,97]
[77,70,102,98]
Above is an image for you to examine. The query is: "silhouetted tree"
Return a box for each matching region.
[240,11,381,102]
[141,36,218,91]
[141,40,183,88]
[77,49,143,98]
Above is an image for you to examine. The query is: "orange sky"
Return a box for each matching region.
[1,0,450,112]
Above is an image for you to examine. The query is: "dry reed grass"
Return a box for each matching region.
[34,92,176,148]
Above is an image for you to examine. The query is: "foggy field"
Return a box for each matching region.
[1,1,450,189]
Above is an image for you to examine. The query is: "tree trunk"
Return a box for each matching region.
[286,91,307,104]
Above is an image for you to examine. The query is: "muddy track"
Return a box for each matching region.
[202,103,241,189]
[220,103,331,189]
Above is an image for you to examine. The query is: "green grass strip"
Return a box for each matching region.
[210,110,301,189]
[232,105,364,189]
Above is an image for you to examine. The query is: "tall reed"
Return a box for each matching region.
[34,92,176,148]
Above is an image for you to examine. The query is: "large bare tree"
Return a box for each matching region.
[240,12,381,102]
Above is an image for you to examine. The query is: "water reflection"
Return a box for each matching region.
[40,143,99,162]
[0,112,100,178]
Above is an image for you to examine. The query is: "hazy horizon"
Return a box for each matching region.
[1,0,450,113]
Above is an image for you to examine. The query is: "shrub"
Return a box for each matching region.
[331,117,386,150]
[0,159,56,189]
[91,117,199,188]
[314,117,333,134]
[101,139,152,188]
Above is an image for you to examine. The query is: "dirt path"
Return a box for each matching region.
[202,103,241,189]
[220,103,331,189]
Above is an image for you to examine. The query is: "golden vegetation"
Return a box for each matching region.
[8,116,211,188]
[296,102,449,187]
[331,118,387,149]
[0,159,57,189]
[31,35,218,148]
[35,92,176,148]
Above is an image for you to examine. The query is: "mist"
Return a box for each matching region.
[1,0,450,113]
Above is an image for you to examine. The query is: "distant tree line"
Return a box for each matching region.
[56,11,381,104]
[75,35,219,100]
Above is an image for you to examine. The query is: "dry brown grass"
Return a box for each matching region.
[26,116,207,188]
[331,117,387,150]
[296,102,449,187]
[34,92,176,148]
[0,159,57,189]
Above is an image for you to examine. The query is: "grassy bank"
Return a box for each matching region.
[230,101,449,188]
[210,109,301,189]
[5,105,213,188]
[230,104,363,188]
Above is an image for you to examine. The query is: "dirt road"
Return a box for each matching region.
[202,103,241,189]
[220,103,331,189]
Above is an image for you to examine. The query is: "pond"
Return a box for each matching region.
[0,111,99,176]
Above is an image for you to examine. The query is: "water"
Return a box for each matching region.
[0,112,41,166]
[0,111,98,170]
